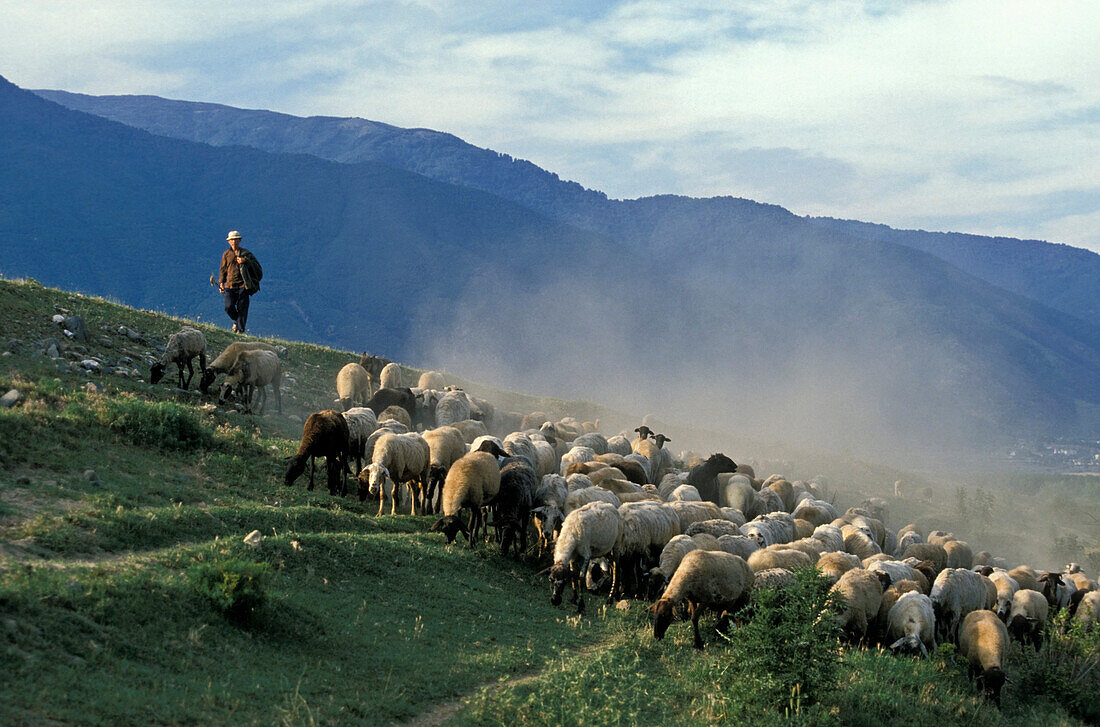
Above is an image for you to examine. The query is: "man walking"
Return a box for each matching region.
[219,230,253,333]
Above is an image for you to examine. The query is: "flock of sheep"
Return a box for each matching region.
[152,330,1100,709]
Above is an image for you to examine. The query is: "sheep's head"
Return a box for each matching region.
[531,506,563,545]
[149,362,166,384]
[653,434,671,449]
[888,634,927,658]
[365,463,389,497]
[634,425,653,439]
[199,368,217,394]
[652,598,675,640]
[706,453,738,474]
[475,439,508,459]
[548,562,569,606]
[430,515,467,544]
[976,667,1006,706]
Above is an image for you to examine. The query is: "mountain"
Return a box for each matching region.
[36,88,1100,332]
[6,77,1100,457]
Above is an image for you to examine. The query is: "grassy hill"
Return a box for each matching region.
[0,277,1095,726]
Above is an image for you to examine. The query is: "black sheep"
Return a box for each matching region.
[686,453,738,505]
[284,410,350,496]
[493,458,537,558]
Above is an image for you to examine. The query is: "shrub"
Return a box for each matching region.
[187,558,270,624]
[81,394,213,451]
[1013,611,1100,722]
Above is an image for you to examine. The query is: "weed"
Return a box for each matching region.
[187,558,270,624]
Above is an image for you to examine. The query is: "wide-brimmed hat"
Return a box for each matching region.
[226,230,242,241]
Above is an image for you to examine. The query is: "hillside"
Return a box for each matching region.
[36,87,1100,333]
[0,278,1096,726]
[6,76,1100,455]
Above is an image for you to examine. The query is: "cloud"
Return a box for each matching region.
[2,0,1098,251]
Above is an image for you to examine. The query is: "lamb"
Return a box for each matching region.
[653,550,754,649]
[493,459,538,557]
[429,451,503,547]
[548,501,623,614]
[200,341,276,393]
[686,453,739,504]
[422,426,468,515]
[931,568,993,644]
[1006,589,1048,649]
[612,501,681,599]
[334,362,371,411]
[958,610,1009,706]
[747,548,813,574]
[222,349,282,414]
[418,370,445,389]
[887,591,936,657]
[378,362,402,389]
[341,407,379,474]
[816,552,862,584]
[830,568,892,642]
[532,474,569,556]
[565,486,621,513]
[360,432,431,516]
[284,410,349,496]
[149,327,206,390]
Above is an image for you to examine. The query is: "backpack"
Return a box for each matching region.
[241,252,263,294]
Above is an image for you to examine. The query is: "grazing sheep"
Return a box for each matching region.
[565,473,594,492]
[284,410,349,496]
[747,548,813,574]
[430,451,503,547]
[873,579,923,641]
[653,550,753,649]
[360,432,431,516]
[817,551,862,584]
[422,426,467,515]
[334,363,371,411]
[221,349,282,414]
[753,568,797,592]
[1007,565,1039,593]
[715,534,760,561]
[435,390,472,427]
[150,327,206,390]
[944,540,974,569]
[650,534,699,593]
[1007,589,1048,649]
[1072,590,1100,630]
[565,486,622,513]
[902,543,947,575]
[812,524,846,553]
[549,501,623,614]
[988,570,1020,621]
[530,438,559,478]
[958,610,1009,706]
[200,341,276,393]
[342,407,379,474]
[1039,571,1078,613]
[895,531,924,557]
[927,531,955,547]
[532,474,569,556]
[669,484,702,502]
[784,538,827,560]
[572,433,609,455]
[887,591,936,657]
[613,501,681,599]
[931,568,992,644]
[719,507,747,527]
[378,362,402,389]
[418,370,445,389]
[869,560,930,595]
[494,459,538,557]
[378,404,413,429]
[831,568,891,642]
[451,418,489,444]
[687,453,739,504]
[606,435,632,456]
[560,445,597,476]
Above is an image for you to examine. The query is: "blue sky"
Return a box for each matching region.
[4,0,1099,252]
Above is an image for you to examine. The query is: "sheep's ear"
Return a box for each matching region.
[888,637,906,650]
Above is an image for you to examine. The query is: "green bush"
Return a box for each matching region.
[81,394,213,451]
[1013,612,1100,722]
[187,558,270,623]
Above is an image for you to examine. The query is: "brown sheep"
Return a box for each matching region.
[284,410,349,496]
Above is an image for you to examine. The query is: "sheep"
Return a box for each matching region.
[791,498,838,527]
[784,537,827,560]
[422,426,467,515]
[548,501,623,614]
[596,458,647,485]
[1038,571,1077,613]
[669,484,702,502]
[831,568,891,642]
[686,519,743,539]
[432,390,472,427]
[493,459,538,557]
[429,451,502,547]
[1007,565,1039,592]
[334,362,371,411]
[812,524,845,553]
[901,543,947,575]
[715,534,760,561]
[931,568,993,644]
[1073,590,1100,630]
[530,438,559,478]
[868,560,930,595]
[357,353,391,396]
[606,435,632,456]
[378,362,402,389]
[817,551,862,585]
[200,341,276,393]
[613,501,681,599]
[719,507,747,527]
[418,370,445,389]
[559,445,597,476]
[987,570,1019,621]
[958,610,1009,706]
[944,540,974,569]
[653,550,753,649]
[341,407,379,474]
[667,500,722,533]
[284,410,349,496]
[895,531,924,556]
[765,479,795,512]
[150,327,207,390]
[740,513,796,549]
[927,531,955,547]
[650,534,700,597]
[565,473,594,492]
[1006,589,1048,649]
[502,432,538,471]
[687,453,739,504]
[221,349,281,414]
[659,472,690,500]
[360,432,430,515]
[378,404,412,429]
[365,387,420,428]
[623,453,654,483]
[532,474,569,557]
[1064,571,1097,593]
[572,433,608,455]
[747,548,813,574]
[887,591,936,657]
[565,486,621,513]
[753,568,797,592]
[451,418,488,444]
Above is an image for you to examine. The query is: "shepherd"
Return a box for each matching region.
[217,230,262,334]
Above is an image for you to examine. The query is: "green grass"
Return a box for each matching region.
[0,276,1096,726]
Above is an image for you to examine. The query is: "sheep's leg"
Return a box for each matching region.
[609,555,622,602]
[391,479,400,515]
[275,380,282,414]
[255,386,267,415]
[183,358,195,389]
[690,602,705,649]
[467,508,480,550]
[308,457,315,491]
[576,557,589,614]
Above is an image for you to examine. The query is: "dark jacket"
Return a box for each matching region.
[220,247,261,293]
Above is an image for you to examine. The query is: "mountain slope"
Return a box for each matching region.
[5,77,1100,454]
[36,88,1100,332]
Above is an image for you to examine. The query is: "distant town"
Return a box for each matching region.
[1005,439,1100,473]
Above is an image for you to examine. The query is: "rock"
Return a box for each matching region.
[83,382,102,393]
[52,314,66,325]
[64,316,88,343]
[16,475,31,485]
[127,329,142,341]
[1,389,21,408]
[243,530,263,547]
[46,344,60,359]
[80,359,101,372]
[119,356,133,365]
[97,337,114,348]
[83,469,98,482]
[615,599,631,611]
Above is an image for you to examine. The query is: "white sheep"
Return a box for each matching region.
[747,547,813,574]
[895,531,924,557]
[651,535,700,593]
[667,500,722,533]
[435,391,472,427]
[418,370,445,389]
[199,341,276,394]
[532,474,569,556]
[429,451,502,547]
[944,540,974,569]
[451,419,488,444]
[549,501,623,614]
[668,484,702,502]
[335,362,371,412]
[988,570,1019,620]
[1073,590,1099,630]
[887,591,936,656]
[715,534,760,561]
[791,498,839,527]
[150,327,207,389]
[653,550,753,649]
[559,445,597,476]
[565,473,594,492]
[686,519,743,539]
[612,501,681,599]
[565,486,621,513]
[817,551,862,584]
[222,349,282,414]
[1006,588,1048,649]
[378,362,402,389]
[931,568,992,644]
[341,406,379,473]
[831,568,891,642]
[811,524,845,553]
[606,435,632,456]
[362,432,430,516]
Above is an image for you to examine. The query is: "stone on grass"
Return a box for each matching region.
[1,389,21,408]
[243,530,263,547]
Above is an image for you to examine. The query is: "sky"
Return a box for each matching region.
[3,0,1100,252]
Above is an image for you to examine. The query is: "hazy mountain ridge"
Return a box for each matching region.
[36,88,1100,332]
[4,77,1100,454]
